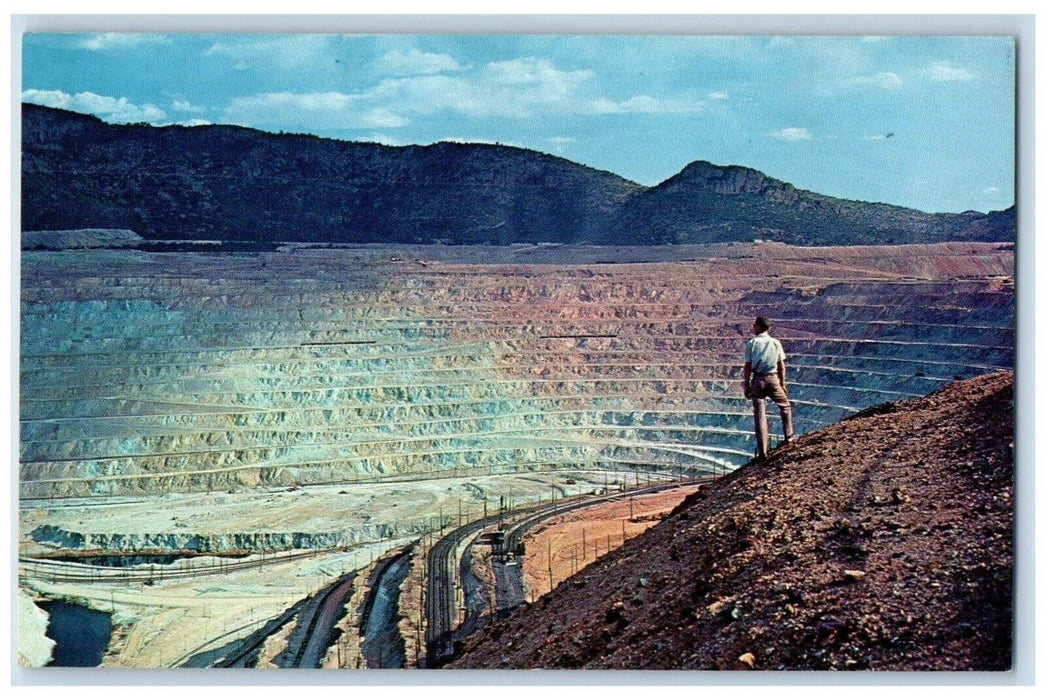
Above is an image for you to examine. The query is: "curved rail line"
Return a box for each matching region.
[422,476,710,666]
[422,506,542,666]
[193,571,356,669]
[184,601,300,669]
[500,477,712,558]
[287,573,357,669]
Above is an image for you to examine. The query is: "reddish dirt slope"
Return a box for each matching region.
[448,371,1013,671]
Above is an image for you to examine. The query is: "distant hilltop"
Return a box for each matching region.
[21,104,1014,247]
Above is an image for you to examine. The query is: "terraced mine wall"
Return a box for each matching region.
[20,242,1013,503]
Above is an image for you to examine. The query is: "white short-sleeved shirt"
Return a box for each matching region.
[745,332,785,375]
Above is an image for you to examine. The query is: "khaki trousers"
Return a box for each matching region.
[751,373,794,457]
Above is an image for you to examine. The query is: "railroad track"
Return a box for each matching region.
[286,573,357,669]
[422,477,709,666]
[188,602,301,668]
[196,571,356,669]
[500,478,712,557]
[18,547,348,585]
[422,508,537,666]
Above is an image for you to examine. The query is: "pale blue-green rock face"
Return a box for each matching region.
[20,243,1014,504]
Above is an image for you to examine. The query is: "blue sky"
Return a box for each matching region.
[21,32,1015,213]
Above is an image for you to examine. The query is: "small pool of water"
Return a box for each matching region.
[40,600,113,667]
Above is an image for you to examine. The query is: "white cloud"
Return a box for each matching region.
[588,95,701,114]
[374,49,461,76]
[22,89,167,123]
[487,57,593,87]
[227,54,707,129]
[204,35,333,71]
[370,75,483,116]
[480,57,595,112]
[79,33,170,51]
[847,71,903,89]
[22,89,72,109]
[172,100,206,113]
[358,108,407,128]
[983,186,1002,195]
[923,61,974,82]
[545,136,575,154]
[707,91,729,101]
[225,91,407,129]
[770,127,813,142]
[365,59,606,119]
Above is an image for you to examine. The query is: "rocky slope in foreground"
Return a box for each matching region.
[448,371,1014,671]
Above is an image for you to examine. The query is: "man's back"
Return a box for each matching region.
[745,332,784,375]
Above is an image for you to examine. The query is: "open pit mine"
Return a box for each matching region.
[17,239,1013,669]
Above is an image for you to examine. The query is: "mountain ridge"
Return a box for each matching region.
[21,104,1013,247]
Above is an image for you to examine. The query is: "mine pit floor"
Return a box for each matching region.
[18,470,637,667]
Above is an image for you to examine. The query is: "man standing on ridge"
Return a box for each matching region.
[742,316,794,459]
